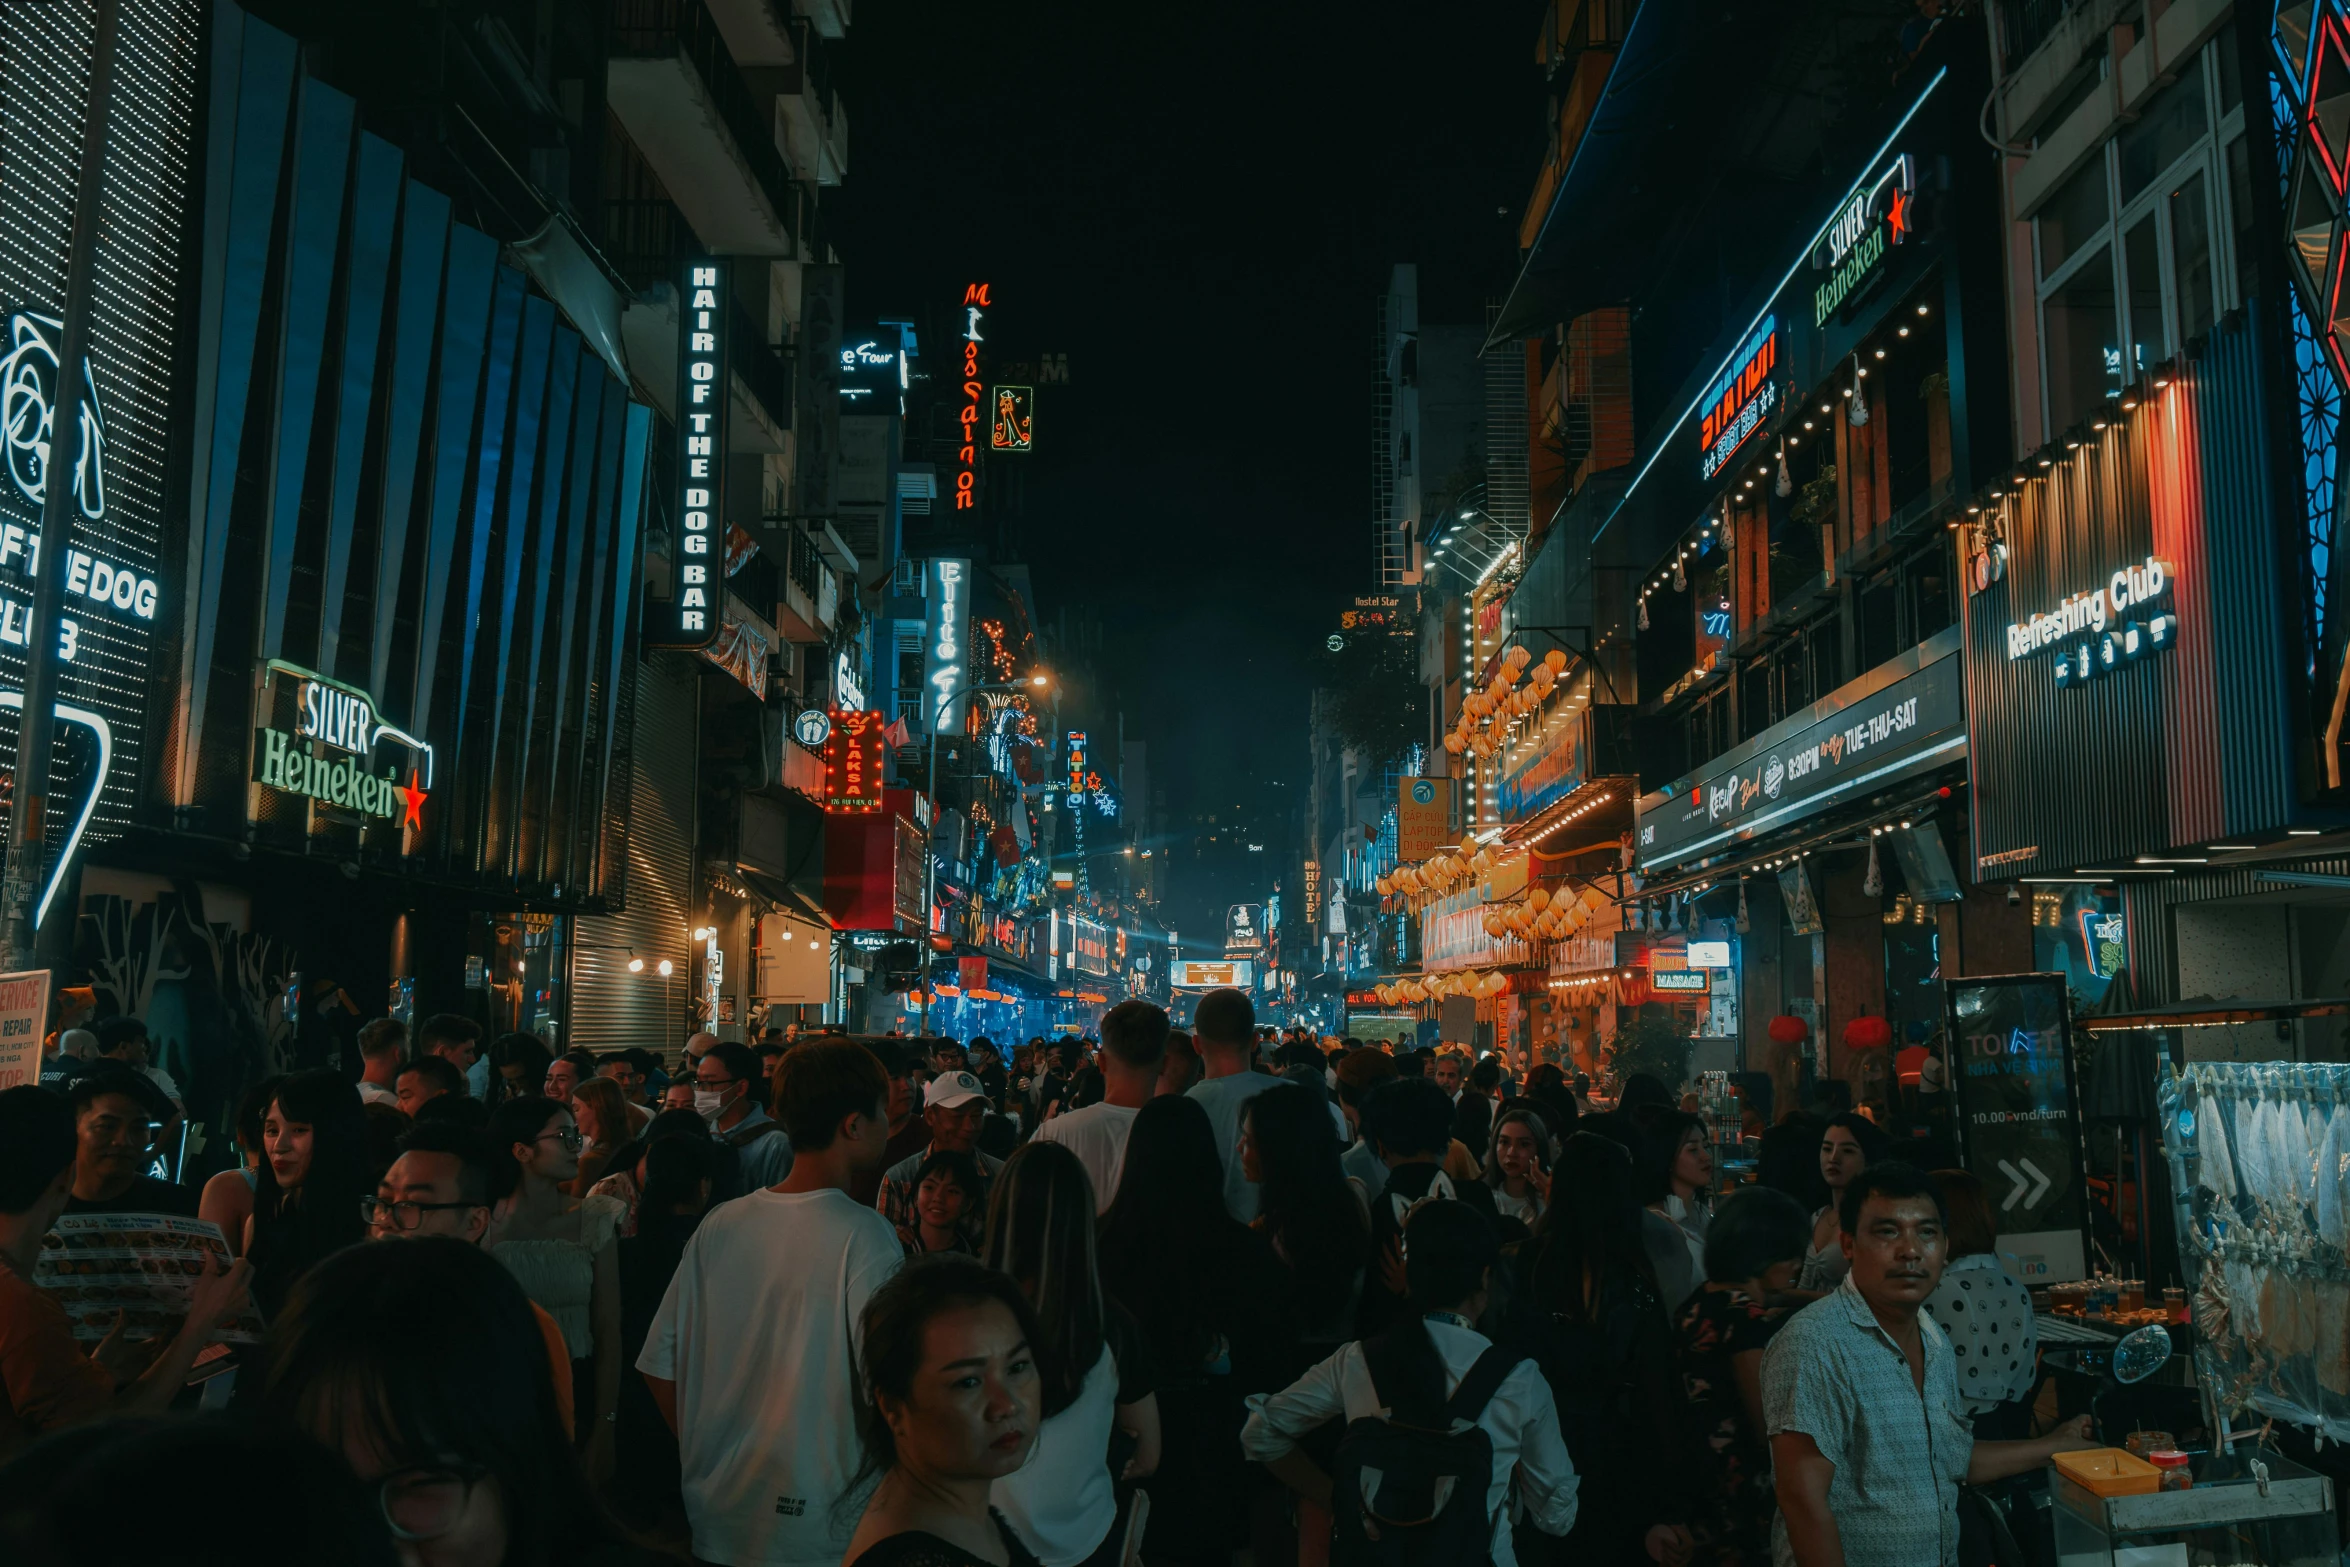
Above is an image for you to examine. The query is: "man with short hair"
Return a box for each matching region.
[0,1085,251,1460]
[545,1049,596,1100]
[1766,1163,2092,1567]
[695,1041,791,1196]
[1356,1075,1501,1336]
[598,1052,654,1132]
[1430,1049,1465,1103]
[873,1071,1004,1246]
[1157,1030,1202,1097]
[355,1017,407,1107]
[395,1053,467,1117]
[1034,1000,1167,1212]
[417,1013,484,1097]
[1186,988,1281,1222]
[366,1122,575,1436]
[640,1042,902,1567]
[682,1031,721,1069]
[929,1038,968,1075]
[62,1066,197,1217]
[966,1036,1007,1109]
[1333,1046,1400,1192]
[1454,1055,1501,1149]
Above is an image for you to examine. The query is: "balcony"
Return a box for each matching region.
[777,17,849,186]
[609,0,797,255]
[772,524,839,644]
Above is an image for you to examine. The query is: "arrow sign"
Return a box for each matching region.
[1998,1157,2052,1212]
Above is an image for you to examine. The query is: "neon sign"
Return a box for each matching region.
[1812,155,1914,326]
[989,384,1033,452]
[822,708,886,814]
[252,662,433,831]
[1066,729,1087,792]
[1699,317,1779,480]
[660,260,726,648]
[2007,555,2178,682]
[956,283,988,510]
[923,558,969,734]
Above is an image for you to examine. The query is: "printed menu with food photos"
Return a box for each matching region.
[33,1212,265,1343]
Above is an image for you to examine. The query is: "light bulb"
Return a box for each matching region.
[628,958,644,973]
[657,960,674,977]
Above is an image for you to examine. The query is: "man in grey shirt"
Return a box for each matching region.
[1764,1163,2091,1567]
[1186,988,1279,1222]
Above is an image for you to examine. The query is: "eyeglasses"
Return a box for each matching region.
[360,1197,487,1231]
[537,1126,584,1150]
[377,1463,491,1541]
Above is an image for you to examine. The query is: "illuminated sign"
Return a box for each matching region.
[252,662,433,831]
[1686,940,1732,968]
[1172,959,1253,989]
[822,708,887,814]
[1812,155,1914,326]
[660,260,726,648]
[838,331,907,408]
[1070,915,1110,977]
[923,557,969,734]
[834,648,866,710]
[793,709,832,748]
[1303,860,1322,927]
[989,384,1033,452]
[1066,729,1087,792]
[955,283,988,510]
[1698,317,1779,481]
[1651,969,1710,992]
[1225,903,1264,951]
[2007,556,2178,689]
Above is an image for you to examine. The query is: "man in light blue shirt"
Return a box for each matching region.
[1185,988,1278,1222]
[1765,1163,2092,1567]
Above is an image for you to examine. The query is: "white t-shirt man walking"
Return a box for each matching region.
[639,1041,901,1566]
[1186,988,1280,1222]
[1033,998,1169,1213]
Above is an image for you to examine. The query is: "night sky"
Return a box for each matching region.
[833,1,1534,879]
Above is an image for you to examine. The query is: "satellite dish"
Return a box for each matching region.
[2112,1323,2173,1385]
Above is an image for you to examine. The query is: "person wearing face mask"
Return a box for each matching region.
[693,1041,793,1201]
[843,1256,1047,1567]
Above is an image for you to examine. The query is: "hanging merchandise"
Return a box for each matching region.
[1638,595,1650,631]
[1735,879,1751,934]
[1847,356,1870,426]
[1672,554,1687,593]
[1863,833,1884,898]
[2157,1062,2350,1442]
[1775,440,1792,498]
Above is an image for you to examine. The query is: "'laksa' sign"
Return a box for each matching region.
[251,662,433,830]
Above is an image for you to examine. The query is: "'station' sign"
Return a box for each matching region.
[251,663,432,831]
[1636,632,1964,871]
[1945,974,2089,1283]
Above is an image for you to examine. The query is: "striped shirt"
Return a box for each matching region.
[1762,1275,1973,1567]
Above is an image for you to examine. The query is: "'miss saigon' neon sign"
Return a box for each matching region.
[1699,317,1778,481]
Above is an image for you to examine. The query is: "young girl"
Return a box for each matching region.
[902,1149,984,1256]
[245,1069,368,1317]
[1483,1104,1555,1227]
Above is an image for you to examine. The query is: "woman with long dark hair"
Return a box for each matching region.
[982,1141,1159,1567]
[245,1068,368,1318]
[263,1236,660,1566]
[199,1073,284,1259]
[567,1077,632,1196]
[612,1135,719,1532]
[1484,1103,1557,1228]
[483,1096,625,1484]
[1242,1202,1579,1567]
[1637,1109,1715,1313]
[1503,1132,1692,1565]
[1796,1112,1887,1295]
[842,1256,1046,1567]
[1097,1095,1278,1566]
[1239,1083,1369,1370]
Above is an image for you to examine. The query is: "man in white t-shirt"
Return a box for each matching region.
[1185,988,1280,1222]
[639,1039,901,1567]
[1034,998,1166,1213]
[354,1017,406,1107]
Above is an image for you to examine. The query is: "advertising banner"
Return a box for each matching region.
[1396,775,1453,860]
[1172,959,1253,989]
[1225,903,1265,952]
[0,967,45,1091]
[1945,974,2090,1284]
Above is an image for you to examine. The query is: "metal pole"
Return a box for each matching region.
[921,700,940,1038]
[5,0,118,969]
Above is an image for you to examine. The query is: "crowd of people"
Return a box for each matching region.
[0,991,2095,1567]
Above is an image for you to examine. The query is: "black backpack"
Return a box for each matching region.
[1328,1333,1523,1567]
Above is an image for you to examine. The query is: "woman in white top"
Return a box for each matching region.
[1923,1168,2041,1422]
[984,1140,1161,1567]
[483,1095,624,1482]
[1483,1104,1554,1227]
[1242,1200,1579,1567]
[1796,1113,1888,1296]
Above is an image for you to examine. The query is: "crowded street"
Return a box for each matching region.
[6,2,2350,1566]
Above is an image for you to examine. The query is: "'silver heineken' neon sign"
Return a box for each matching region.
[252,661,432,829]
[1812,155,1914,326]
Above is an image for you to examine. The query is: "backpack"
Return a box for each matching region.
[1328,1333,1523,1567]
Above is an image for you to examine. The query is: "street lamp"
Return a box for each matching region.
[920,673,1056,1037]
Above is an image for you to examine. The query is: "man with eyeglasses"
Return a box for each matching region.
[63,1065,196,1218]
[365,1122,576,1437]
[695,1041,792,1198]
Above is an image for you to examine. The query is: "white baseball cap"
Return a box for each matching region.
[925,1071,987,1110]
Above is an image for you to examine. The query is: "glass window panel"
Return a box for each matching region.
[2216,25,2241,118]
[2123,214,2167,372]
[2119,68,2209,203]
[2169,168,2215,342]
[2226,134,2257,310]
[2038,156,2111,278]
[2044,245,2119,432]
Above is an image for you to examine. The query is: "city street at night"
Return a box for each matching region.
[3,3,2350,1566]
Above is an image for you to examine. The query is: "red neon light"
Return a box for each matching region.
[956,285,989,511]
[2309,19,2350,196]
[822,708,887,814]
[1700,331,1777,453]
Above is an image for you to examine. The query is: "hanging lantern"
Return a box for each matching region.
[1767,1015,1811,1046]
[1844,1015,1895,1051]
[1443,732,1465,754]
[1375,875,1392,897]
[1527,886,1551,913]
[1471,848,1495,872]
[1506,645,1531,668]
[1530,662,1556,688]
[1545,649,1569,673]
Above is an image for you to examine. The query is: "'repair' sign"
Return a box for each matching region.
[251,662,432,830]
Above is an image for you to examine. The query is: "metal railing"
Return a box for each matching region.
[612,0,797,230]
[2000,0,2080,72]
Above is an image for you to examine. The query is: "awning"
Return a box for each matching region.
[740,865,832,928]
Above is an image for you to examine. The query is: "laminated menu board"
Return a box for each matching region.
[34,1212,265,1343]
[1945,973,2090,1285]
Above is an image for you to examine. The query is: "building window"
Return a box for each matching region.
[2033,38,2246,441]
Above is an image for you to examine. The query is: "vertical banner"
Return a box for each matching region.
[923,558,970,735]
[1395,775,1453,861]
[1944,973,2090,1284]
[653,259,726,649]
[0,967,49,1090]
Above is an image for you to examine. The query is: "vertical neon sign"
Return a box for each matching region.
[956,283,988,511]
[924,558,969,735]
[660,260,726,649]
